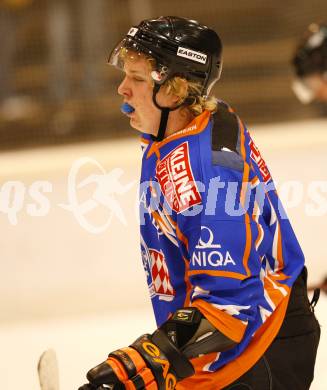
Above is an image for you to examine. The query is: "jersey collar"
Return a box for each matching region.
[146,109,211,159]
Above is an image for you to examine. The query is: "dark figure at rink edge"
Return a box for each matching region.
[292,22,327,297]
[79,17,320,390]
[292,22,327,104]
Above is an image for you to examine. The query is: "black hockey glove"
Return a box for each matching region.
[78,307,237,390]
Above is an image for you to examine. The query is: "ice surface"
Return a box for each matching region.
[0,118,326,389]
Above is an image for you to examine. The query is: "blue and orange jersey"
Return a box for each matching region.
[139,101,304,389]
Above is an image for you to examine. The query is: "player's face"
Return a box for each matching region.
[303,74,327,103]
[314,78,327,102]
[117,56,176,135]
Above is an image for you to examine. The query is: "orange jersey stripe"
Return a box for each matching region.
[265,191,289,281]
[269,272,291,282]
[183,256,192,307]
[240,165,250,206]
[188,269,247,280]
[140,137,150,145]
[262,276,287,308]
[254,222,264,251]
[178,293,290,390]
[238,118,252,277]
[150,209,170,234]
[176,224,189,252]
[242,214,252,276]
[277,223,284,270]
[146,110,211,158]
[268,273,291,293]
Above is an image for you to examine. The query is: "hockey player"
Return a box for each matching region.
[79,17,320,390]
[292,22,327,103]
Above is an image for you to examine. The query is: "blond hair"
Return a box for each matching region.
[163,77,218,116]
[119,48,218,115]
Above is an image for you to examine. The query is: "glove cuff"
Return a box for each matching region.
[131,333,194,388]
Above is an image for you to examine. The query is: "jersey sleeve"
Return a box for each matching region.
[183,218,260,343]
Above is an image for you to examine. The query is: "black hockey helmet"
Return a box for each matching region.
[109,16,223,141]
[109,16,223,96]
[292,22,327,78]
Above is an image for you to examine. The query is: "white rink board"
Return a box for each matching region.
[0,118,326,389]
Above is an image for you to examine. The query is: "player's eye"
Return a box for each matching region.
[133,77,146,82]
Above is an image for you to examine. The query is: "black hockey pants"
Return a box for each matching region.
[223,267,320,390]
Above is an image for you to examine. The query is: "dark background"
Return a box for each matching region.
[0,0,326,150]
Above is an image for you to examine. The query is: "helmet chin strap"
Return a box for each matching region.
[150,83,182,142]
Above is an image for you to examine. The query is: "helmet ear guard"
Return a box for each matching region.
[150,67,170,84]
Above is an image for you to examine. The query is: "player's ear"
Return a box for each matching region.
[161,77,189,107]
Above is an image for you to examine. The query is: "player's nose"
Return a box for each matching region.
[118,76,132,98]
